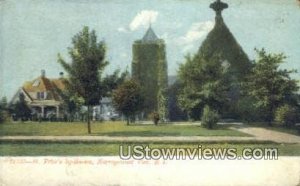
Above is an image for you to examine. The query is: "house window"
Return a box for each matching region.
[32,80,40,87]
[37,92,46,100]
[40,92,45,99]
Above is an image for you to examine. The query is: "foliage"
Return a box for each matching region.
[181,14,253,120]
[201,105,220,129]
[13,93,32,121]
[150,111,160,125]
[236,96,265,123]
[112,79,144,125]
[58,26,108,133]
[102,69,129,97]
[132,40,168,117]
[198,16,252,79]
[245,48,299,125]
[178,54,229,120]
[0,97,8,123]
[275,104,297,128]
[168,81,188,121]
[0,112,4,123]
[54,81,84,122]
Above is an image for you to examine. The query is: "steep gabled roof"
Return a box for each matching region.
[23,76,65,92]
[198,0,251,78]
[22,76,65,101]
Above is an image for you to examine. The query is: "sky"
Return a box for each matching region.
[1,0,300,100]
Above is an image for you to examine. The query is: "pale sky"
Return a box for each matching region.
[1,0,300,100]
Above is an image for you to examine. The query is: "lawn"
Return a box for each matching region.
[0,121,250,137]
[0,142,299,156]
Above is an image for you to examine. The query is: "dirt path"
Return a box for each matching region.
[232,127,300,144]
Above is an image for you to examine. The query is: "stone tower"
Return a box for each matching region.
[132,26,168,120]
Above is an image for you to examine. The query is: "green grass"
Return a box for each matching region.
[0,121,249,137]
[0,142,299,156]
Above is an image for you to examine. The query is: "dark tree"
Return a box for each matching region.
[0,97,8,123]
[14,93,31,121]
[58,26,108,133]
[112,80,144,125]
[59,89,84,122]
[168,81,188,121]
[102,69,129,97]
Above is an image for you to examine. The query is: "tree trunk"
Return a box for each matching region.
[268,104,274,127]
[127,116,129,125]
[87,105,91,134]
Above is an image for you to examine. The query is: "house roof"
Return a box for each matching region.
[23,76,65,92]
[22,75,66,101]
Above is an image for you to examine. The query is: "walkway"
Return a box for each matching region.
[233,127,300,144]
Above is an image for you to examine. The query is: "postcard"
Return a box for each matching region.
[0,0,300,185]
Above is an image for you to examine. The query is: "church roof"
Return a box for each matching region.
[198,0,251,77]
[142,26,159,42]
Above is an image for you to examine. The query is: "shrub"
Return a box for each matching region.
[0,109,10,124]
[275,105,297,128]
[150,112,160,125]
[201,105,219,129]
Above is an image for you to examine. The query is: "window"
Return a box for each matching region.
[32,80,40,87]
[37,92,46,100]
[40,92,45,99]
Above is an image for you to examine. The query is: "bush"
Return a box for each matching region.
[0,109,10,124]
[150,112,160,125]
[275,105,297,128]
[201,105,219,129]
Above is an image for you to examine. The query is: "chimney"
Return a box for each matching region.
[41,70,46,77]
[59,72,64,78]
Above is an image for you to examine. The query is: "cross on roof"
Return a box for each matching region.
[210,0,228,16]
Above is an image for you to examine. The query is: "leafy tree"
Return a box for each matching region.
[102,69,129,97]
[0,110,3,123]
[14,93,31,121]
[236,96,265,123]
[245,49,299,125]
[178,54,229,120]
[112,79,144,125]
[1,97,7,108]
[168,81,188,121]
[0,97,8,123]
[58,26,108,133]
